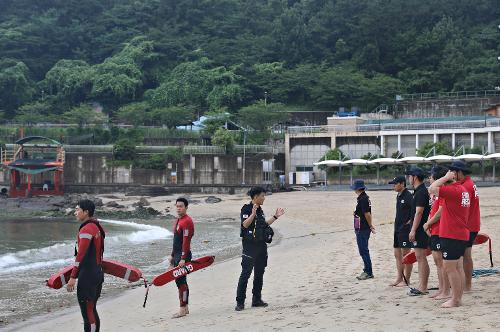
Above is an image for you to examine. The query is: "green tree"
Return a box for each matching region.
[63,104,107,127]
[150,106,195,128]
[43,60,94,103]
[417,142,453,157]
[237,101,289,131]
[201,110,231,136]
[146,57,245,111]
[212,128,236,154]
[0,61,34,115]
[115,102,151,126]
[113,138,136,161]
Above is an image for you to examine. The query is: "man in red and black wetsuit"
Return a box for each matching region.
[66,199,106,332]
[167,197,194,319]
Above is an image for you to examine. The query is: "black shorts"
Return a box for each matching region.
[395,224,412,248]
[429,235,441,251]
[412,228,429,249]
[467,232,478,248]
[441,238,467,260]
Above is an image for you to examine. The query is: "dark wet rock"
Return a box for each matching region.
[105,201,124,208]
[133,197,150,207]
[205,196,222,204]
[139,197,150,206]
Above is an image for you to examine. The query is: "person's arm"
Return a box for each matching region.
[181,220,194,260]
[242,205,257,229]
[67,224,96,292]
[266,208,285,225]
[364,212,375,233]
[428,171,454,196]
[361,198,375,233]
[411,206,424,232]
[404,192,414,224]
[426,206,442,226]
[409,193,424,242]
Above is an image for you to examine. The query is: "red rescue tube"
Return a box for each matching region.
[46,265,73,289]
[47,259,143,289]
[102,260,142,282]
[473,233,489,245]
[402,248,432,265]
[152,256,215,287]
[472,233,493,267]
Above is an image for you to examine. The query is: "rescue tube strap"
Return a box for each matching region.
[124,268,131,281]
[60,274,67,286]
[79,233,93,240]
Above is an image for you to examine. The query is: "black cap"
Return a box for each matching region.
[431,165,448,180]
[405,167,426,177]
[388,175,406,185]
[350,179,366,191]
[448,160,471,174]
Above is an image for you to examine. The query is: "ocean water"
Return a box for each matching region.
[0,216,241,326]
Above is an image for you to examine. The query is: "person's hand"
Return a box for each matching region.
[370,225,376,234]
[426,229,431,237]
[274,208,285,219]
[168,256,174,268]
[423,222,429,232]
[444,170,455,181]
[251,204,258,216]
[66,278,76,292]
[409,230,416,242]
[178,259,185,268]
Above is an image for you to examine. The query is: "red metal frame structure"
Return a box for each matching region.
[0,136,65,197]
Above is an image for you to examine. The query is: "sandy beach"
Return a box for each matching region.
[7,187,500,332]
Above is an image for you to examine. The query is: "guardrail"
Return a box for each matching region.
[399,90,500,101]
[183,146,226,154]
[288,118,500,134]
[234,145,285,154]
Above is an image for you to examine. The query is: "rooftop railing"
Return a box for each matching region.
[398,90,500,101]
[288,118,500,134]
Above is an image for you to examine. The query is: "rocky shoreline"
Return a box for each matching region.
[0,194,223,219]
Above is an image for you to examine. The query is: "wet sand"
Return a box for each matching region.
[7,187,500,331]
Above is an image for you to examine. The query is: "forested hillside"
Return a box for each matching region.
[0,0,499,126]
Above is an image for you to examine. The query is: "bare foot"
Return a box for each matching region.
[435,293,451,300]
[171,307,189,319]
[429,291,441,299]
[389,280,405,287]
[441,299,461,308]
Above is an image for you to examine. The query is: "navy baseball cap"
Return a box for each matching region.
[388,175,406,185]
[448,160,471,174]
[405,167,426,177]
[350,179,366,191]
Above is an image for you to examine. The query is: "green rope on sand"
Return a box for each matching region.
[472,268,500,278]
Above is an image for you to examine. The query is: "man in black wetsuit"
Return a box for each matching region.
[66,199,106,332]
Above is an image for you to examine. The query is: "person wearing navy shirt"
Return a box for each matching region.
[406,167,431,296]
[389,175,414,287]
[352,180,375,280]
[235,187,285,311]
